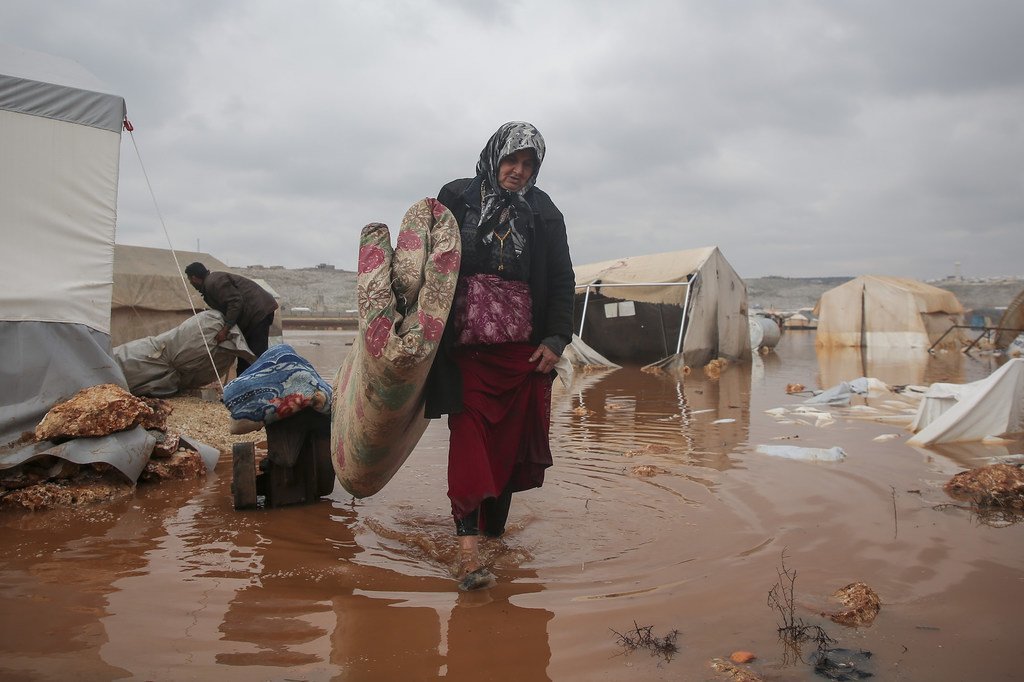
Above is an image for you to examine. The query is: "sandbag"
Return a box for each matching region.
[331,198,460,497]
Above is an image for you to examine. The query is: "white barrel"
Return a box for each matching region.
[749,316,781,350]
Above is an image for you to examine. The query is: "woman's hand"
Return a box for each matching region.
[529,344,559,373]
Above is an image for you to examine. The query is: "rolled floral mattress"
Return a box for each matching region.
[331,198,461,497]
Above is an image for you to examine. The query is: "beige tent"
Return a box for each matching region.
[111,245,231,346]
[573,246,751,368]
[814,275,964,349]
[994,288,1024,351]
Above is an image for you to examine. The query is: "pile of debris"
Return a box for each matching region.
[1,384,212,512]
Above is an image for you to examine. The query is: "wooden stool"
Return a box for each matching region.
[231,409,334,509]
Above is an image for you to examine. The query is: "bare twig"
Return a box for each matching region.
[610,620,680,662]
[891,485,898,539]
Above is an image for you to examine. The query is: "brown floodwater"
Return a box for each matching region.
[2,330,1022,681]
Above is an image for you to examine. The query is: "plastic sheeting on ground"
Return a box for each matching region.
[755,444,847,462]
[804,377,890,406]
[908,359,1024,446]
[2,427,155,482]
[113,311,254,397]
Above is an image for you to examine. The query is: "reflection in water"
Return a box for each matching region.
[556,361,751,471]
[2,329,1024,681]
[815,338,1003,389]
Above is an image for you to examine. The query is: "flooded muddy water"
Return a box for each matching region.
[2,330,1022,681]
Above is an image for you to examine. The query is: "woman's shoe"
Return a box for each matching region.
[457,567,496,591]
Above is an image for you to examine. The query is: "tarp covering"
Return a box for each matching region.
[814,275,964,349]
[908,359,1024,446]
[114,311,254,398]
[574,246,751,367]
[111,245,231,346]
[0,48,128,467]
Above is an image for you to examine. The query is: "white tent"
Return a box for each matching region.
[907,359,1024,446]
[573,246,751,368]
[0,46,153,480]
[815,275,964,349]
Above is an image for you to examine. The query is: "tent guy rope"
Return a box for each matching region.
[123,116,226,393]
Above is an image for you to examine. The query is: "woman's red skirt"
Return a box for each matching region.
[447,342,553,520]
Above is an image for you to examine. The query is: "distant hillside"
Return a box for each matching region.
[744,276,852,312]
[236,266,1023,317]
[236,266,357,313]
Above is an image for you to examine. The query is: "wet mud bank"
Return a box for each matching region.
[1,330,1022,681]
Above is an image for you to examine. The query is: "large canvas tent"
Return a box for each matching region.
[0,46,153,478]
[573,247,751,368]
[112,244,231,346]
[814,275,964,349]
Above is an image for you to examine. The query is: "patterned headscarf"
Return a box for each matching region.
[475,121,546,228]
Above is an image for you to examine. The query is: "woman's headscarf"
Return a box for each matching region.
[475,121,546,228]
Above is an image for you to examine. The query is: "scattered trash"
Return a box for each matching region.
[630,465,667,477]
[810,647,875,680]
[573,405,596,417]
[730,650,757,664]
[705,358,729,380]
[712,418,737,424]
[786,383,806,394]
[624,443,671,457]
[755,445,846,462]
[872,434,901,442]
[826,582,881,627]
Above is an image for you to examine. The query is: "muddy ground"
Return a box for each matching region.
[1,330,1022,681]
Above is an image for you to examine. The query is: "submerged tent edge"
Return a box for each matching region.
[0,73,125,132]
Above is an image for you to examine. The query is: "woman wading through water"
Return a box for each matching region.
[426,121,575,591]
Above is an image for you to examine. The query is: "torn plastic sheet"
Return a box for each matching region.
[179,435,220,473]
[1,427,155,482]
[755,444,846,462]
[0,430,220,482]
[804,377,890,406]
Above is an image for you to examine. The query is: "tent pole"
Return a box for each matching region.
[675,278,692,354]
[578,284,593,338]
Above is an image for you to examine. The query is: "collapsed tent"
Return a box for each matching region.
[0,46,153,479]
[114,310,254,397]
[815,275,964,349]
[907,359,1024,446]
[573,247,751,368]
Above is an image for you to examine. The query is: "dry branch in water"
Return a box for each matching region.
[767,552,835,664]
[610,621,679,662]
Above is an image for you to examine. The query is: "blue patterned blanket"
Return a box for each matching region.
[223,345,332,425]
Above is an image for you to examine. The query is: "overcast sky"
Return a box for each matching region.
[3,1,1022,280]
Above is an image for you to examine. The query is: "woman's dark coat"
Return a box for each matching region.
[423,177,575,418]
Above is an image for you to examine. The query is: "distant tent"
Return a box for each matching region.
[994,288,1024,351]
[112,245,231,346]
[112,244,284,348]
[0,46,153,479]
[573,246,751,368]
[814,275,964,349]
